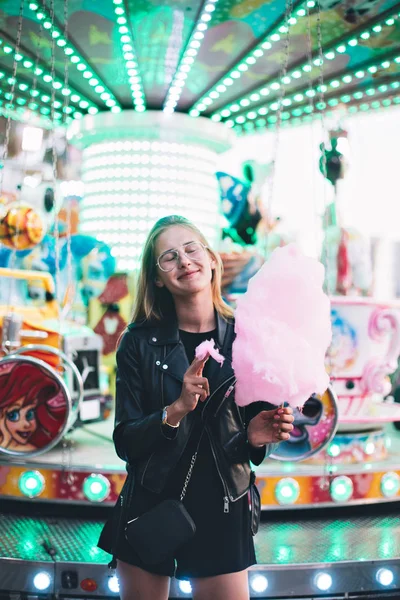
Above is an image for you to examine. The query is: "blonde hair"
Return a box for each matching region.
[131,215,233,323]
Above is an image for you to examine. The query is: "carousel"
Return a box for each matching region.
[1,0,400,598]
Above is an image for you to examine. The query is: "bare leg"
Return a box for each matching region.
[116,560,170,600]
[191,569,249,600]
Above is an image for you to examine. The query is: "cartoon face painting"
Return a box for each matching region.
[0,361,68,453]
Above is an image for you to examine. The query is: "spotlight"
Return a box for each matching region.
[314,572,332,591]
[250,574,268,592]
[19,471,45,498]
[178,580,192,594]
[275,478,300,505]
[376,568,394,586]
[330,476,353,502]
[33,572,51,591]
[381,472,400,498]
[83,474,110,502]
[108,575,120,593]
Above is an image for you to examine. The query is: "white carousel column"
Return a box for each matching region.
[67,111,234,270]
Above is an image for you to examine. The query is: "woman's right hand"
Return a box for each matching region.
[166,357,210,425]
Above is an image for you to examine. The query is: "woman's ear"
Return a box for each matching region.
[154,277,164,288]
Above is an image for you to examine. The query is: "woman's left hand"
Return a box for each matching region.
[247,407,294,447]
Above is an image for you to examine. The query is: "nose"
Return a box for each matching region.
[177,250,191,268]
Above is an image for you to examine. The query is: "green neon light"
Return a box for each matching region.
[275,478,300,505]
[0,36,98,116]
[216,56,400,126]
[330,476,353,502]
[380,472,400,498]
[18,471,45,498]
[210,10,400,119]
[28,3,120,110]
[111,0,145,112]
[83,474,110,502]
[190,0,314,116]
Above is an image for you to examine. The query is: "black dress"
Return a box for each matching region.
[98,329,256,580]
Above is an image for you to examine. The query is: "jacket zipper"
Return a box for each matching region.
[206,428,248,513]
[142,349,166,487]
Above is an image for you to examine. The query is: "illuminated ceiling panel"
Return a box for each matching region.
[0,0,398,129]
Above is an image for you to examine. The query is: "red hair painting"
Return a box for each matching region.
[0,361,68,452]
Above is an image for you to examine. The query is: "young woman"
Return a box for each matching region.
[98,215,294,600]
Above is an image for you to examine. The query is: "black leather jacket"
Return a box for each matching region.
[114,312,276,506]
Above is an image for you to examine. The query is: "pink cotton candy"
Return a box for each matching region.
[232,243,332,408]
[195,339,225,365]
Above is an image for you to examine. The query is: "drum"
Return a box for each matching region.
[270,385,339,462]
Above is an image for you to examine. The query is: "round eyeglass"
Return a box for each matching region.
[156,241,208,273]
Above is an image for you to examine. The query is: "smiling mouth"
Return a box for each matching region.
[178,270,199,279]
[16,431,31,439]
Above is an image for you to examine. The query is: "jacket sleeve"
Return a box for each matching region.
[244,401,279,466]
[113,331,178,464]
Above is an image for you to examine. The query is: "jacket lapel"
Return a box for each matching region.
[151,312,235,392]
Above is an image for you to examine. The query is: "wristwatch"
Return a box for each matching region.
[161,405,180,428]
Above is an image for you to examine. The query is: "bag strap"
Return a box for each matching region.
[179,323,235,501]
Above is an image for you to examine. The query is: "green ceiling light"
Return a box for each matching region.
[216,9,400,123]
[230,104,240,112]
[191,0,313,116]
[240,98,250,107]
[165,1,222,114]
[258,107,268,115]
[337,45,346,53]
[294,93,304,102]
[27,3,119,111]
[386,18,395,25]
[3,45,12,54]
[330,476,353,502]
[360,31,370,39]
[330,80,340,88]
[19,471,45,498]
[340,95,351,103]
[368,66,377,73]
[354,91,363,99]
[328,98,339,106]
[83,474,110,503]
[247,111,256,119]
[282,75,291,84]
[236,115,245,124]
[260,88,270,96]
[381,61,390,69]
[378,85,387,93]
